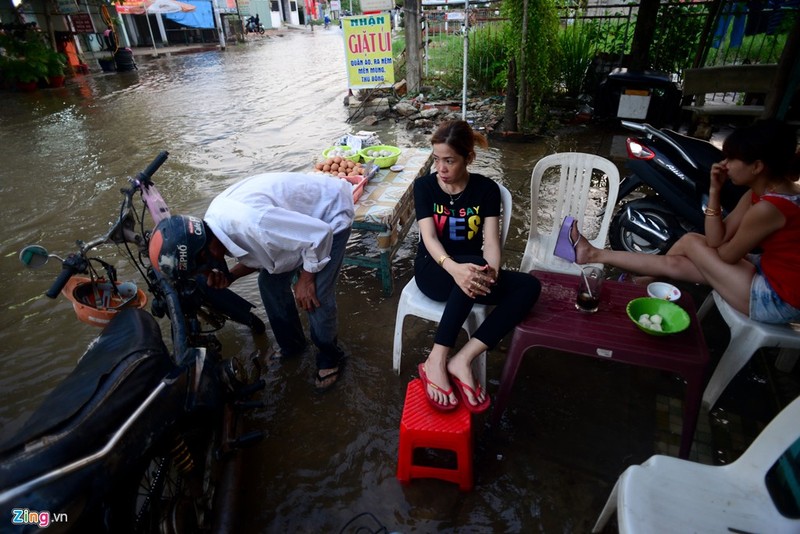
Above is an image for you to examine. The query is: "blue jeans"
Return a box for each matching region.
[258,227,351,370]
[749,255,800,324]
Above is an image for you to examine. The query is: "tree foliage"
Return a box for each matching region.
[501,0,560,130]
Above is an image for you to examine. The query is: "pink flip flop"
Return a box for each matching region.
[450,374,491,414]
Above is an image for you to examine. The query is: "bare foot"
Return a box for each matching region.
[571,221,595,265]
[446,359,485,407]
[314,367,340,390]
[422,361,458,407]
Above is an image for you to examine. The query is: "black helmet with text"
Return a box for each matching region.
[149,214,227,280]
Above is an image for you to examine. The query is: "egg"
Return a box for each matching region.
[315,162,324,170]
[323,164,331,172]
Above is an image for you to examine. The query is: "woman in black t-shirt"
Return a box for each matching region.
[413,120,541,413]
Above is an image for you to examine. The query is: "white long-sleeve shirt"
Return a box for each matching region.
[204,173,354,274]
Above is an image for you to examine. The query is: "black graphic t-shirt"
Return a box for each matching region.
[414,172,501,261]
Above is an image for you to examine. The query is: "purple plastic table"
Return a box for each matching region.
[491,270,709,459]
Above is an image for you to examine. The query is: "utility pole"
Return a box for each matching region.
[405,0,421,93]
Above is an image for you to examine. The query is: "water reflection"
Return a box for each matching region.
[0,28,634,532]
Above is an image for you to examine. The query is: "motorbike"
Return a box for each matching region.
[608,120,749,255]
[245,17,265,35]
[1,152,267,533]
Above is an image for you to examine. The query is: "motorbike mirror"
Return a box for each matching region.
[19,245,52,269]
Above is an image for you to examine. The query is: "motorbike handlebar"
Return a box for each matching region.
[136,151,169,185]
[45,254,88,298]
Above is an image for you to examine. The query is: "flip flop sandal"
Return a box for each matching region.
[418,363,457,412]
[314,367,341,391]
[450,374,491,414]
[553,216,579,263]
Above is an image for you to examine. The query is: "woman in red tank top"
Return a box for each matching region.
[572,119,800,324]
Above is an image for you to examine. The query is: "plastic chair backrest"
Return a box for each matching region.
[737,395,800,475]
[498,182,512,246]
[520,152,620,274]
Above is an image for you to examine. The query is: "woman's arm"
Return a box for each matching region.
[705,189,748,247]
[482,215,501,281]
[717,200,785,263]
[419,217,491,296]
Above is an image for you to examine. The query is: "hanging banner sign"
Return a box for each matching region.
[342,15,394,90]
[69,13,96,33]
[115,0,146,14]
[360,0,392,11]
[56,0,80,14]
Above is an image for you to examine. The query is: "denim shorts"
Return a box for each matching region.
[749,257,800,324]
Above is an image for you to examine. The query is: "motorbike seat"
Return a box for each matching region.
[0,308,172,486]
[663,128,723,172]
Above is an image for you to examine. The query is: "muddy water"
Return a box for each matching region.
[0,28,646,532]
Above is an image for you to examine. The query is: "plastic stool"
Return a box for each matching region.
[397,378,473,491]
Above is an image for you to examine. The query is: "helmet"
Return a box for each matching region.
[149,215,209,280]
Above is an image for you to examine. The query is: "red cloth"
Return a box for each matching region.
[752,192,800,308]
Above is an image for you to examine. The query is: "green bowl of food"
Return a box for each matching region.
[322,145,361,163]
[358,145,401,168]
[626,297,690,336]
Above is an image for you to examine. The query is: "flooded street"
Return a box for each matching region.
[1,27,770,533]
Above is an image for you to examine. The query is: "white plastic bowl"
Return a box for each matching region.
[647,282,682,302]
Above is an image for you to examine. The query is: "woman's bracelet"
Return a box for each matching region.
[704,207,721,217]
[437,254,451,267]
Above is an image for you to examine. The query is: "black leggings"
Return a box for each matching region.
[414,255,541,349]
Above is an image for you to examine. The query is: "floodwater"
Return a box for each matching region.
[0,27,730,533]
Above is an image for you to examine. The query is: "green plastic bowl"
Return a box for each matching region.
[626,297,690,336]
[322,145,361,163]
[359,145,401,168]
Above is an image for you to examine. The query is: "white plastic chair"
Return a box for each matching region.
[697,290,800,411]
[592,395,800,534]
[391,183,513,386]
[519,152,620,275]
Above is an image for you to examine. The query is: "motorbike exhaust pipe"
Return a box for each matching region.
[623,207,671,245]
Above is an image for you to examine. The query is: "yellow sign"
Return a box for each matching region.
[342,15,395,90]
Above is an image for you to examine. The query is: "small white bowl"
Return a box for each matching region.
[647,282,681,302]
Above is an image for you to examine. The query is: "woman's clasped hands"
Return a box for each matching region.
[453,263,497,298]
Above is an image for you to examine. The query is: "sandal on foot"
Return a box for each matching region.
[553,216,581,263]
[418,363,457,412]
[450,375,491,414]
[314,367,340,391]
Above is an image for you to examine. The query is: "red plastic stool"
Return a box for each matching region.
[397,378,473,491]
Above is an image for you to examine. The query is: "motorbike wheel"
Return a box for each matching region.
[609,199,682,255]
[107,426,225,534]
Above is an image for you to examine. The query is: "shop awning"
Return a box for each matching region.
[115,0,197,15]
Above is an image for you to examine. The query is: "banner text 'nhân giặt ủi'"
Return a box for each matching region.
[342,15,394,90]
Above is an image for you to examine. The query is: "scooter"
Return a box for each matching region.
[246,17,265,35]
[608,120,749,255]
[2,153,267,533]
